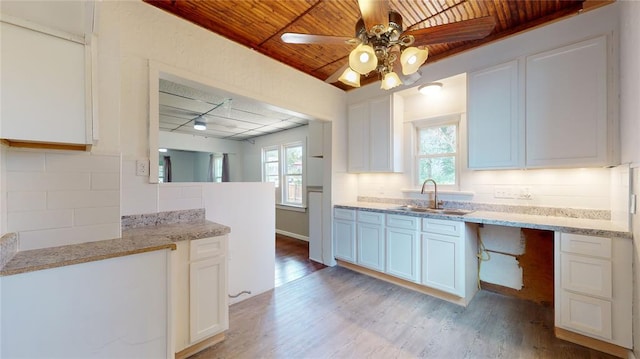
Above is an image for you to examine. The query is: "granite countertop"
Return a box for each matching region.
[336,202,631,239]
[0,219,231,277]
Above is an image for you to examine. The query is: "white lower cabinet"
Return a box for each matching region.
[357,211,385,271]
[421,218,478,300]
[554,232,631,349]
[334,208,357,263]
[386,214,420,282]
[173,235,229,358]
[333,208,477,305]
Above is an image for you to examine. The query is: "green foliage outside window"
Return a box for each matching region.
[417,124,457,185]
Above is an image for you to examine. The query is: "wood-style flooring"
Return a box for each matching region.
[274,234,326,287]
[191,266,616,359]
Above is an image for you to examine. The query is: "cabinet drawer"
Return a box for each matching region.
[190,236,226,261]
[560,291,612,340]
[386,214,419,230]
[561,253,612,299]
[560,233,611,258]
[422,218,462,236]
[357,211,384,225]
[334,208,356,221]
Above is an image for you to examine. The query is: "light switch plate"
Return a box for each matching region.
[136,160,149,176]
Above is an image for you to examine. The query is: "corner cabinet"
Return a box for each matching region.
[467,60,523,169]
[347,95,403,173]
[173,236,229,359]
[554,232,631,352]
[526,36,613,168]
[0,19,96,149]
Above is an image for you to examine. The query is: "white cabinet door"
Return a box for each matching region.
[386,227,420,282]
[357,223,385,271]
[308,120,324,158]
[369,96,393,172]
[467,60,522,169]
[421,232,463,296]
[190,255,228,344]
[560,291,613,340]
[308,191,323,263]
[526,36,610,168]
[334,219,357,263]
[1,22,91,146]
[347,95,402,173]
[347,102,369,172]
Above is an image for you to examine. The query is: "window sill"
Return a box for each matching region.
[276,204,307,213]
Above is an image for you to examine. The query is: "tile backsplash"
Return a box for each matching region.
[5,149,121,250]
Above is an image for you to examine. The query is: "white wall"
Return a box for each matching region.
[1,249,170,358]
[5,149,121,250]
[619,1,640,357]
[203,183,275,304]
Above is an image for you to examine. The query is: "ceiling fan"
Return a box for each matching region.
[281,0,496,90]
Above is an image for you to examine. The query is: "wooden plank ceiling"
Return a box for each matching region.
[143,0,613,90]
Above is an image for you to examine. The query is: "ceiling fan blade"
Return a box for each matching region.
[405,16,496,46]
[281,33,355,45]
[358,0,389,33]
[325,62,349,83]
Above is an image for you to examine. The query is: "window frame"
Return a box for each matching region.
[281,141,304,207]
[413,115,460,189]
[261,141,306,208]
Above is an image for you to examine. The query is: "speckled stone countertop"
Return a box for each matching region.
[0,219,231,277]
[336,202,631,239]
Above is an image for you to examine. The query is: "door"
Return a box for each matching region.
[334,219,356,262]
[386,227,420,282]
[422,232,462,296]
[190,256,228,343]
[357,223,385,271]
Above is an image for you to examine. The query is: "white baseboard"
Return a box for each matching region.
[276,229,309,242]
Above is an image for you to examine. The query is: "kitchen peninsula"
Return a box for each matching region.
[0,209,231,359]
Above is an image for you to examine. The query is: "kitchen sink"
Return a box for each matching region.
[391,205,474,216]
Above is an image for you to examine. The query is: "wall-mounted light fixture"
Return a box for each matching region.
[418,82,443,95]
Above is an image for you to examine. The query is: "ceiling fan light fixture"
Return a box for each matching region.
[349,43,377,74]
[400,47,428,75]
[381,71,402,90]
[193,117,207,131]
[338,67,361,88]
[418,82,443,95]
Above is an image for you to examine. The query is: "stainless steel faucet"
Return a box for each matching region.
[421,178,441,209]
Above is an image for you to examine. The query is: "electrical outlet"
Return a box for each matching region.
[519,187,533,200]
[136,160,149,176]
[494,186,517,199]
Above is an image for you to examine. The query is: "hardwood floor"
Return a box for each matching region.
[192,266,616,359]
[275,234,326,287]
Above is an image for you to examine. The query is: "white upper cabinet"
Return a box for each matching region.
[467,60,523,169]
[467,35,617,170]
[348,95,403,173]
[0,3,96,149]
[308,120,324,158]
[525,36,612,168]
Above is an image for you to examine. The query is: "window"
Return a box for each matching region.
[262,142,305,207]
[213,154,223,182]
[283,143,303,205]
[415,120,458,186]
[263,147,280,188]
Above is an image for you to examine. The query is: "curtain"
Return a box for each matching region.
[221,153,230,182]
[207,154,214,182]
[163,156,172,183]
